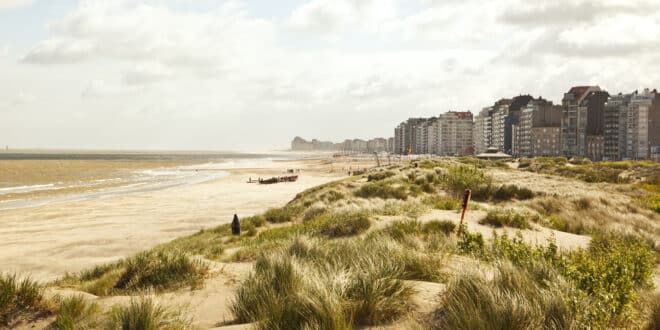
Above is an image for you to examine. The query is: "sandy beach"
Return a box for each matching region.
[0,155,372,281]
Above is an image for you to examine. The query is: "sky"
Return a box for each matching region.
[1,0,659,151]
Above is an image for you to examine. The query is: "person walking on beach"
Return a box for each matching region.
[232,214,240,235]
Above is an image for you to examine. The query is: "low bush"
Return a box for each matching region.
[354,181,408,200]
[442,165,492,198]
[107,297,192,330]
[367,170,396,182]
[647,293,660,330]
[422,220,456,235]
[457,230,484,256]
[422,195,459,210]
[320,190,345,203]
[302,206,326,222]
[231,236,435,329]
[479,209,532,229]
[244,215,266,228]
[50,295,99,329]
[573,197,593,210]
[264,206,302,223]
[0,274,52,327]
[315,212,371,237]
[560,235,654,325]
[113,251,208,293]
[431,262,574,330]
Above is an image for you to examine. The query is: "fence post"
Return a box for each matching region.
[457,189,472,236]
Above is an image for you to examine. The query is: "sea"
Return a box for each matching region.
[0,151,304,210]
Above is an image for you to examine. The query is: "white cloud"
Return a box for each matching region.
[3,0,659,149]
[287,0,398,37]
[0,0,33,12]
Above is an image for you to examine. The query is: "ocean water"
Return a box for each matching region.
[0,151,299,210]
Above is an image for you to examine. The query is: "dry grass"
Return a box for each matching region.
[0,274,53,327]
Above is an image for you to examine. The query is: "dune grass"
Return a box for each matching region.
[106,297,192,330]
[431,262,574,330]
[454,229,655,328]
[231,236,430,329]
[60,250,208,296]
[0,274,52,327]
[49,295,100,329]
[479,208,533,229]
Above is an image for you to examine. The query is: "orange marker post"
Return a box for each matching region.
[457,189,472,236]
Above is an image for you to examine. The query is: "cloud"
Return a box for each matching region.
[499,0,659,26]
[286,0,397,37]
[0,92,34,110]
[4,0,660,149]
[23,0,275,74]
[0,0,33,12]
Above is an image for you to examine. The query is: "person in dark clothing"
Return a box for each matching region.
[231,214,240,235]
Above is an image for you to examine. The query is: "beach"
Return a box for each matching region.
[0,154,373,281]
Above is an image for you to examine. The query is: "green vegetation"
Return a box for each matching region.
[422,220,456,235]
[442,165,492,198]
[1,274,52,327]
[479,209,533,229]
[264,205,303,223]
[231,235,447,329]
[422,195,460,210]
[455,230,655,328]
[106,297,192,330]
[354,180,408,200]
[432,262,573,329]
[60,250,208,296]
[49,295,99,329]
[315,212,371,237]
[367,170,396,182]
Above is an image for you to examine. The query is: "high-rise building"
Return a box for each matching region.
[473,107,492,154]
[491,99,511,152]
[627,89,657,159]
[393,118,426,154]
[603,93,631,160]
[514,98,561,157]
[561,86,608,159]
[437,111,474,156]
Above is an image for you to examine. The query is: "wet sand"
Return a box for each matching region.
[0,157,356,281]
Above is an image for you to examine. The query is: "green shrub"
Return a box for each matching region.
[302,206,326,222]
[560,235,654,326]
[106,297,192,330]
[345,261,414,325]
[647,293,660,330]
[479,209,532,229]
[354,181,408,200]
[244,223,258,237]
[315,212,371,237]
[50,295,99,329]
[112,251,208,293]
[367,170,396,182]
[245,215,266,228]
[422,220,456,235]
[264,206,302,223]
[321,190,345,203]
[443,165,492,198]
[573,197,593,210]
[0,274,51,326]
[232,238,424,329]
[431,262,574,330]
[458,230,484,255]
[422,195,460,210]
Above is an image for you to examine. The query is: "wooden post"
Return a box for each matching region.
[457,189,472,236]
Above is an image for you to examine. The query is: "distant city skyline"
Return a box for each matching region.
[1,0,659,150]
